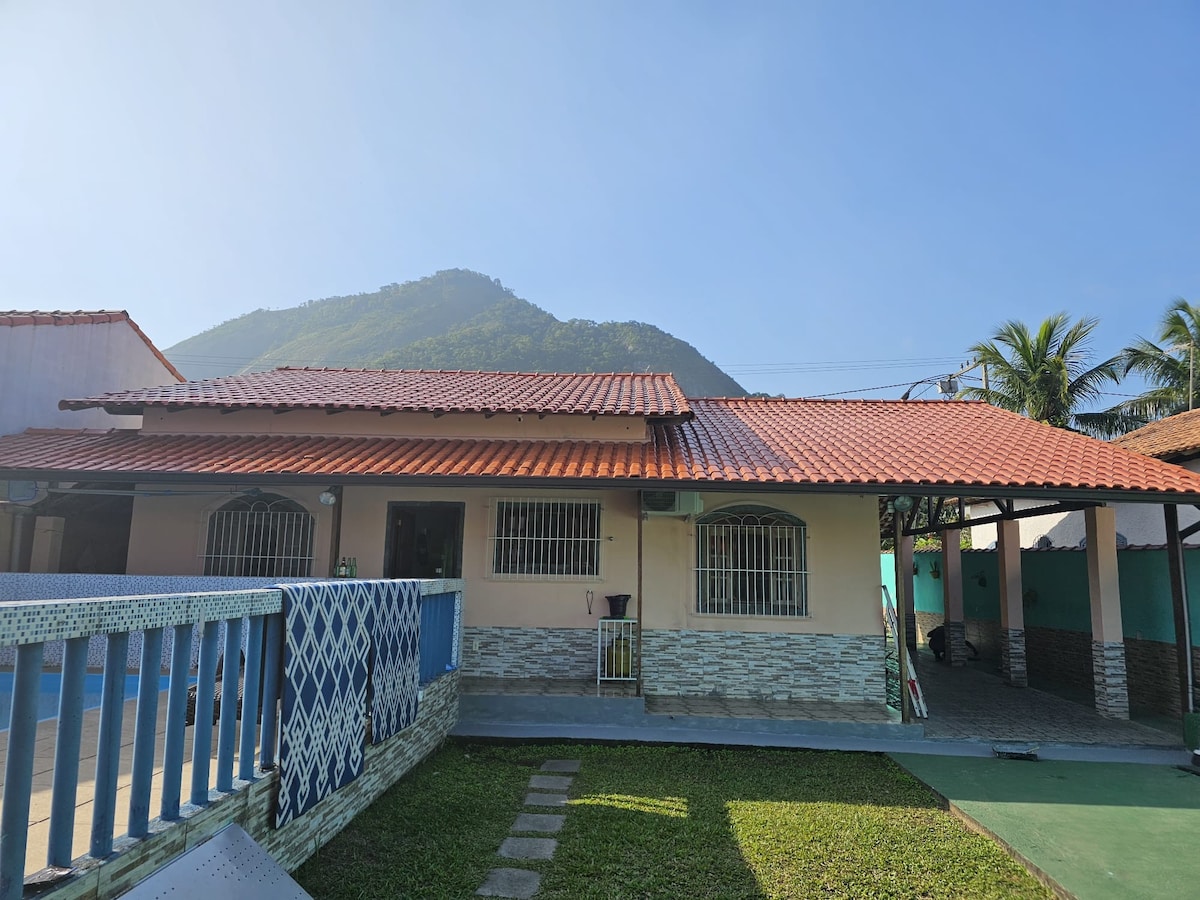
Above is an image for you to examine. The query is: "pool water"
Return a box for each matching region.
[0,671,175,728]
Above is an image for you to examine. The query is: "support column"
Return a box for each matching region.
[942,529,967,666]
[1086,506,1128,719]
[996,518,1027,687]
[1163,505,1195,718]
[30,516,65,574]
[899,534,917,650]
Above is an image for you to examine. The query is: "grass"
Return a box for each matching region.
[294,741,1053,900]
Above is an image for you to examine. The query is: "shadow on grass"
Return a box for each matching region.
[293,741,1053,900]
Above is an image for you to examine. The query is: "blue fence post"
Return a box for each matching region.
[0,641,45,900]
[90,631,131,859]
[128,627,164,838]
[47,636,88,867]
[239,615,266,782]
[216,617,243,792]
[160,624,193,820]
[259,611,284,771]
[190,620,221,806]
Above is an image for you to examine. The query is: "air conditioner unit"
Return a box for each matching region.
[640,490,703,517]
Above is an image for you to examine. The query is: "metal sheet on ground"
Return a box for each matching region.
[121,824,311,900]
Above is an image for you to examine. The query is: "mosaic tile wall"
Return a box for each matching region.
[0,574,320,670]
[640,629,886,703]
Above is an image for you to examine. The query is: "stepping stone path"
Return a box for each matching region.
[475,758,581,898]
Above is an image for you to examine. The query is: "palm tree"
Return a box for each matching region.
[960,314,1125,436]
[1102,299,1200,427]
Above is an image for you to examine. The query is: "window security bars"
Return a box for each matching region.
[696,506,808,616]
[490,499,601,580]
[203,495,314,578]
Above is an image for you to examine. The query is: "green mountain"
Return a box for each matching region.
[164,269,746,397]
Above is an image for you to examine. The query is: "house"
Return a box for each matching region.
[1,367,1199,720]
[0,310,184,572]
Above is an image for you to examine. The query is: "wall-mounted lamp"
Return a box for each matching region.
[318,487,340,506]
[929,561,941,580]
[913,561,920,576]
[973,570,987,588]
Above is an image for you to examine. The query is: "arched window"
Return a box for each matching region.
[695,505,808,617]
[204,493,314,577]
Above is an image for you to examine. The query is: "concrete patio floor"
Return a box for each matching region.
[893,752,1200,900]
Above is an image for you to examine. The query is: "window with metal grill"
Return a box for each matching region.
[695,505,808,616]
[490,499,601,580]
[203,493,315,578]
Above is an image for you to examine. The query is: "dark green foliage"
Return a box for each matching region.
[165,269,745,397]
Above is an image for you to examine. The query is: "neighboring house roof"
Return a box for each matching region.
[58,368,691,418]
[0,310,186,383]
[1110,409,1200,461]
[5,398,1200,501]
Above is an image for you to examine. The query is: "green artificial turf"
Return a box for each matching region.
[294,742,1052,900]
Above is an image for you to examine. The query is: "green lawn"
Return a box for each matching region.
[294,742,1052,900]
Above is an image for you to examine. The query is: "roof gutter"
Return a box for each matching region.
[5,468,1200,506]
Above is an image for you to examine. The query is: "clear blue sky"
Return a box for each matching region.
[2,1,1196,400]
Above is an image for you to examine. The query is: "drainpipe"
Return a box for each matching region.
[326,486,344,577]
[635,501,644,698]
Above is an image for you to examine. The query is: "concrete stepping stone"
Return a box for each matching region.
[529,774,572,790]
[540,759,581,773]
[513,812,565,833]
[499,836,557,860]
[476,867,542,898]
[524,792,568,807]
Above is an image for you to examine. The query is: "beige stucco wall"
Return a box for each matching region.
[138,407,651,442]
[124,483,883,638]
[0,319,179,436]
[641,491,883,636]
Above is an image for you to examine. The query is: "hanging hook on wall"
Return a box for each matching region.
[586,590,594,615]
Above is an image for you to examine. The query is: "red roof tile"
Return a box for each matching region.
[5,399,1200,499]
[0,309,185,382]
[58,368,690,418]
[1110,409,1200,461]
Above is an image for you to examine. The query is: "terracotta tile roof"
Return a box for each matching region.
[1110,409,1200,461]
[59,368,691,418]
[5,399,1200,499]
[0,309,185,382]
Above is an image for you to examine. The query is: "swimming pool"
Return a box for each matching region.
[0,671,176,728]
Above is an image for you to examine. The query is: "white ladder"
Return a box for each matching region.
[883,586,928,718]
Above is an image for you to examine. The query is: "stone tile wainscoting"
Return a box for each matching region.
[640,630,885,703]
[461,626,597,679]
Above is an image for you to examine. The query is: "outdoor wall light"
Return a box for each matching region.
[318,488,339,506]
[974,571,988,588]
[929,562,941,580]
[892,495,914,513]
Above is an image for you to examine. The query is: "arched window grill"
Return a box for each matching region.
[203,493,314,578]
[695,505,808,617]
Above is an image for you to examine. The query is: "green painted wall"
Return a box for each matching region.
[887,547,1200,646]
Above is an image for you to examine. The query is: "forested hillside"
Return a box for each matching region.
[165,269,745,397]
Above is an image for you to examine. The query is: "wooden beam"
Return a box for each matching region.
[902,500,1098,537]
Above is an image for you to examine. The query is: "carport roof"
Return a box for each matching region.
[4,397,1200,501]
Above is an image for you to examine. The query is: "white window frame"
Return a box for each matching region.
[202,493,315,578]
[488,498,602,581]
[695,505,808,617]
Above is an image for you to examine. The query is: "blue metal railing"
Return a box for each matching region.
[0,577,463,898]
[418,591,460,685]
